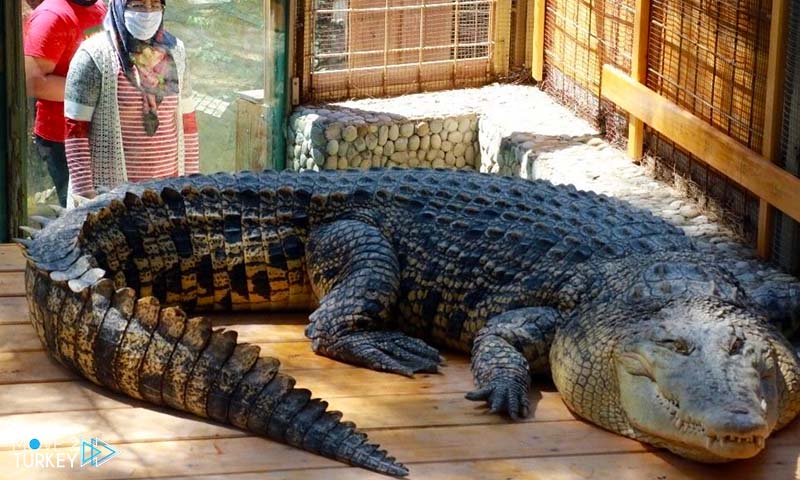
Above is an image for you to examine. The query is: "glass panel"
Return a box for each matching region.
[21,0,286,215]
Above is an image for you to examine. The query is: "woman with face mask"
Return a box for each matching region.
[63,0,200,201]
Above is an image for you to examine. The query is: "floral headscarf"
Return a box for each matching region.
[104,0,179,98]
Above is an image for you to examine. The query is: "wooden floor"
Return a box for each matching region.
[0,243,798,479]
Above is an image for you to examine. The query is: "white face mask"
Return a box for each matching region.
[123,10,162,41]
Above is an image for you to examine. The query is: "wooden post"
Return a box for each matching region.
[531,0,545,81]
[264,0,273,108]
[301,0,313,101]
[524,0,535,69]
[493,0,512,77]
[511,0,528,68]
[756,0,789,259]
[626,0,651,160]
[2,1,26,241]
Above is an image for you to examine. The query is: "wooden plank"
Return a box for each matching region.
[626,0,650,160]
[0,243,24,271]
[9,416,800,479]
[0,271,24,297]
[0,351,77,384]
[601,65,800,224]
[0,324,40,352]
[0,421,652,479]
[531,0,545,81]
[0,296,27,324]
[0,389,576,449]
[3,412,798,478]
[0,381,143,415]
[158,444,800,480]
[756,0,790,259]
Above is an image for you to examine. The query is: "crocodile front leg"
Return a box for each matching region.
[305,219,441,376]
[466,307,561,420]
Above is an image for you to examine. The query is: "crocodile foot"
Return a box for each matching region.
[316,331,442,377]
[466,374,530,421]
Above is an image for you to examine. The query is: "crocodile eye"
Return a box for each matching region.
[656,339,693,355]
[729,337,744,355]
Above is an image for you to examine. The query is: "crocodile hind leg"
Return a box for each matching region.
[466,307,562,420]
[305,219,442,376]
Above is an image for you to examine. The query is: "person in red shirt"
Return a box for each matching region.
[24,0,106,206]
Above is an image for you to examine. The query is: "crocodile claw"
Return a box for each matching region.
[466,377,531,421]
[320,331,442,377]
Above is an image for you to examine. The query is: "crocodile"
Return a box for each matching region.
[19,168,800,474]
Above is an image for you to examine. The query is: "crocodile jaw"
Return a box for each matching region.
[616,358,771,461]
[614,301,779,461]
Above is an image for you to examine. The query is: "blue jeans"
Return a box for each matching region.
[33,135,68,207]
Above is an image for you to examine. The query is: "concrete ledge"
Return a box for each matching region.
[286,84,599,174]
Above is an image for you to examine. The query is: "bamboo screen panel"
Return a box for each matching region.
[541,0,635,144]
[643,0,772,243]
[307,0,496,101]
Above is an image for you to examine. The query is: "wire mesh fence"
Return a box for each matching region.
[305,0,498,101]
[643,0,772,245]
[540,0,635,145]
[773,0,800,273]
[539,0,780,248]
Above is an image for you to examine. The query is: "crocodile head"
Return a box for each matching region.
[613,297,791,461]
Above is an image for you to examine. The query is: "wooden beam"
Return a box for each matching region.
[531,0,545,81]
[756,0,789,258]
[626,0,651,160]
[601,64,800,224]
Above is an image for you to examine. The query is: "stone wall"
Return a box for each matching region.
[287,107,480,171]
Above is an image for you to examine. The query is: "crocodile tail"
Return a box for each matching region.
[23,260,407,477]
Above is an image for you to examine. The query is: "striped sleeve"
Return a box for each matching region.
[65,119,94,195]
[183,111,200,174]
[64,49,102,197]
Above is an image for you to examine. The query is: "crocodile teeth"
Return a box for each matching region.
[674,418,683,430]
[706,436,714,449]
